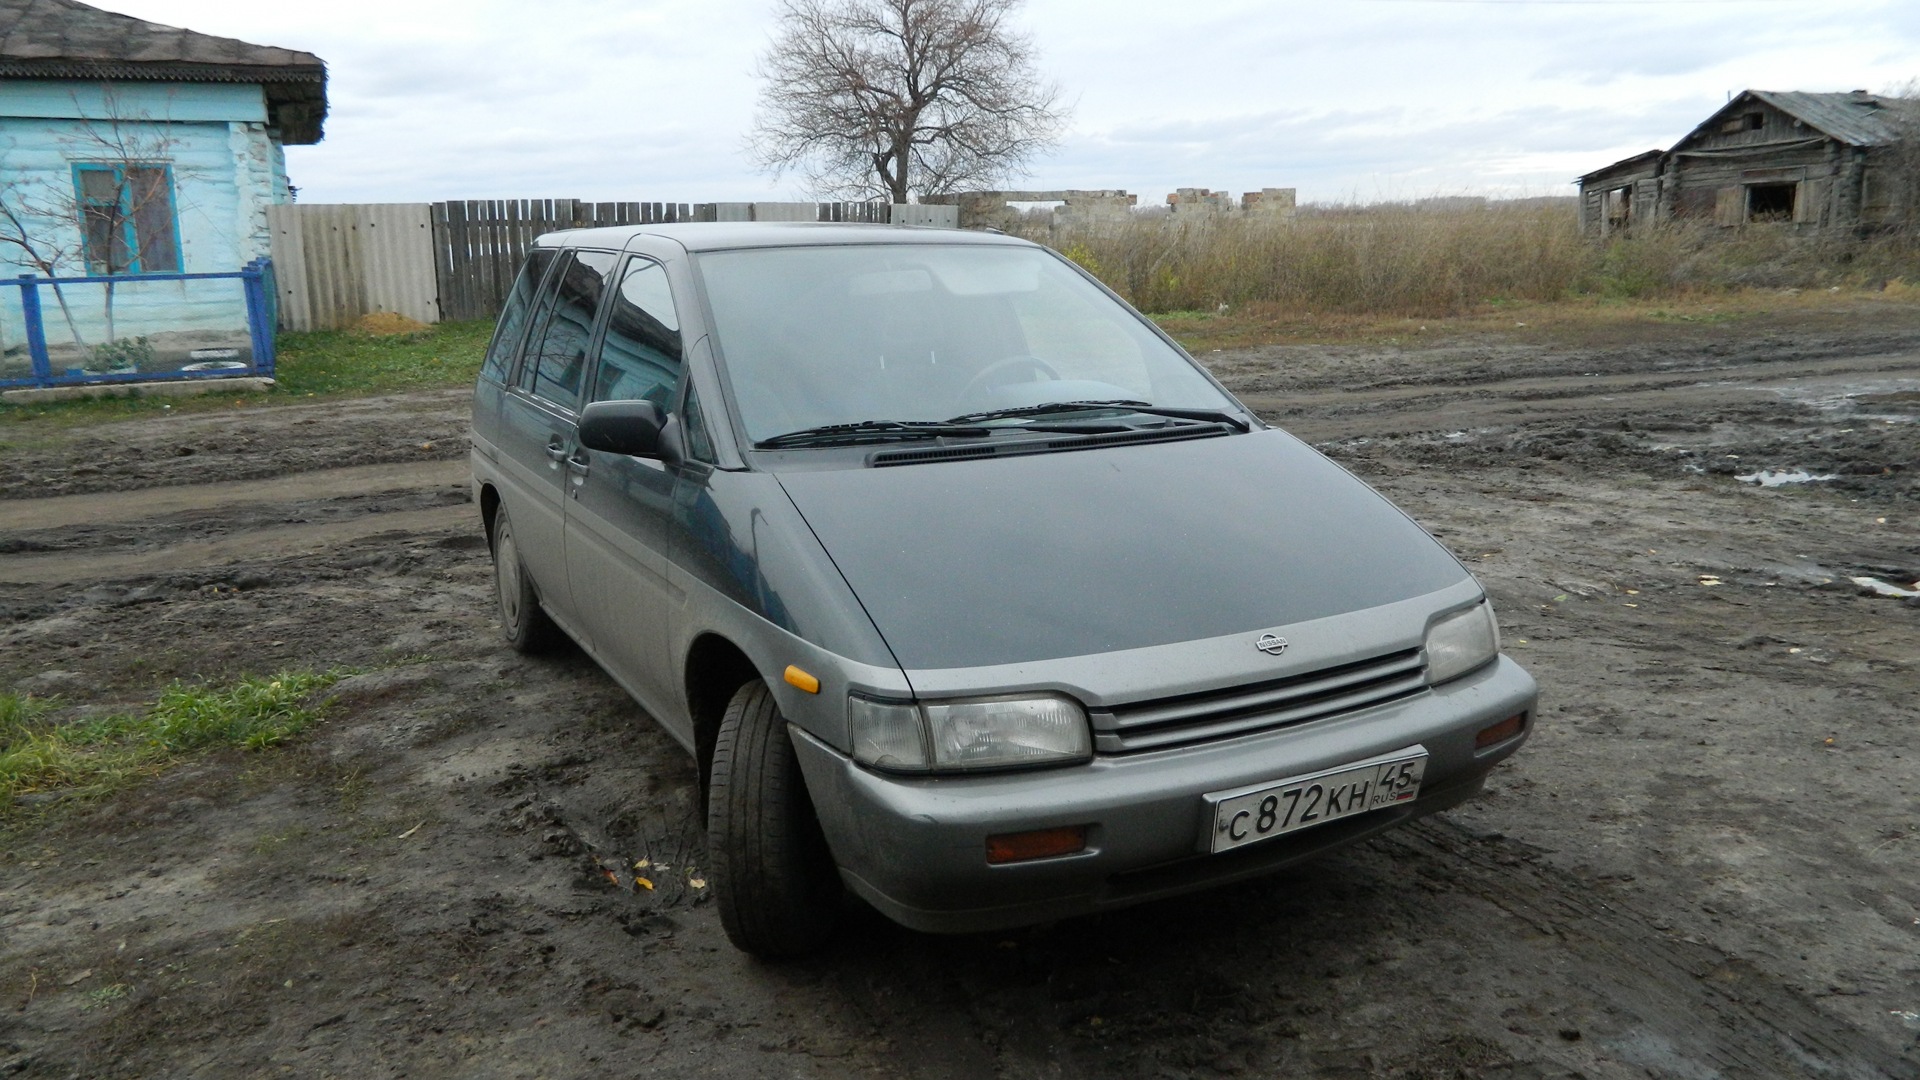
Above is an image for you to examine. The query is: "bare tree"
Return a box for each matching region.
[750,0,1067,204]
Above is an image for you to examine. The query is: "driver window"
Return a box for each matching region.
[590,257,683,408]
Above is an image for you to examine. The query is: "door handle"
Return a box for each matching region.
[565,450,591,474]
[545,439,568,466]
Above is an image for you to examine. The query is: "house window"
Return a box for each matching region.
[73,164,181,274]
[1747,182,1797,223]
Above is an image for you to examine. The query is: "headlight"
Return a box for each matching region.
[849,693,1091,773]
[1425,601,1500,684]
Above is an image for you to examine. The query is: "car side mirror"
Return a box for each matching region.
[579,400,670,458]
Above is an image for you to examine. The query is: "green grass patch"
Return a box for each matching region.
[1,672,342,812]
[271,318,494,397]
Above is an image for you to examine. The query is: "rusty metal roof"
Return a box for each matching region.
[0,0,326,143]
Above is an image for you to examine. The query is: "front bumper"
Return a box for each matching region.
[792,654,1536,933]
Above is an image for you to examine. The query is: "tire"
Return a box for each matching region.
[491,505,560,654]
[708,679,842,957]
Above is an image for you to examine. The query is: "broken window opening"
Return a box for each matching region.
[1604,186,1632,233]
[1747,182,1796,223]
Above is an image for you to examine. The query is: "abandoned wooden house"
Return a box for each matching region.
[1577,90,1913,236]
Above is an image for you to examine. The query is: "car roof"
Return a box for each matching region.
[530,221,1032,253]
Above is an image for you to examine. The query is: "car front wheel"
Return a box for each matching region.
[708,679,842,957]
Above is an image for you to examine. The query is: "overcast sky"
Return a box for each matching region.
[96,0,1920,207]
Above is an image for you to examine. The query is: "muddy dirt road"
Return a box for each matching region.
[2,316,1917,1079]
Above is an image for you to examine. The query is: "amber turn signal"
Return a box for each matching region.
[985,825,1089,865]
[1476,713,1526,749]
[784,665,820,694]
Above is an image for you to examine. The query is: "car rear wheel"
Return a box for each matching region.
[708,679,842,957]
[491,506,559,653]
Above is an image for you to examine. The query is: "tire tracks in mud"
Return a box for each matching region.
[0,458,477,584]
[1394,819,1920,1079]
[1245,349,1920,442]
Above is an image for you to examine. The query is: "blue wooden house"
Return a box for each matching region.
[0,0,325,380]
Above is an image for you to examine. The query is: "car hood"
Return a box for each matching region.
[774,429,1471,671]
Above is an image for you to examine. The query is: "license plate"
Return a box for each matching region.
[1204,747,1428,854]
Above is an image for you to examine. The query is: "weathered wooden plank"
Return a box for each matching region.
[446,200,473,322]
[430,201,456,323]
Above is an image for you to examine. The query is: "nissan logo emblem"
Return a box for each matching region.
[1256,634,1289,656]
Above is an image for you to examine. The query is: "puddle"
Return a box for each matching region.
[1736,469,1836,487]
[1756,376,1920,420]
[1849,576,1920,599]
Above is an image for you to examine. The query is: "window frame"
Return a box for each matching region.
[586,254,686,409]
[71,162,182,275]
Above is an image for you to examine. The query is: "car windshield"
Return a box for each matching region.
[694,243,1235,443]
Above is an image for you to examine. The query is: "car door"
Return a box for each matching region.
[563,254,687,720]
[494,247,620,636]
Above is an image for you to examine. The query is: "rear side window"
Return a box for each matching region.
[589,257,683,407]
[522,249,619,408]
[480,248,557,384]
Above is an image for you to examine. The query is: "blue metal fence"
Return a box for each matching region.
[0,258,276,389]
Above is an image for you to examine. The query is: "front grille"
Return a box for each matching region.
[1091,648,1427,754]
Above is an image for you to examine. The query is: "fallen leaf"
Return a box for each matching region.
[633,876,654,892]
[687,877,706,889]
[395,822,423,840]
[633,858,650,870]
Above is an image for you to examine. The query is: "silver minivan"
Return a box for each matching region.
[469,223,1536,957]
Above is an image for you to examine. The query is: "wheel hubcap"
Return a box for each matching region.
[496,525,521,629]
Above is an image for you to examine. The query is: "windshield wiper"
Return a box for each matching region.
[945,400,1251,432]
[755,419,992,450]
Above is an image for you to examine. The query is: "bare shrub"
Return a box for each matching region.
[1017,201,1588,315]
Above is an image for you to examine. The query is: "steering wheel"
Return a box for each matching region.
[960,354,1061,400]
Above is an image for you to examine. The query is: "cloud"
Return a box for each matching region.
[93,0,1920,205]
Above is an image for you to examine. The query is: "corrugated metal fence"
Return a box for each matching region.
[266,203,438,331]
[269,199,961,330]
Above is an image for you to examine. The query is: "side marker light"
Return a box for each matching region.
[986,825,1089,865]
[784,666,820,694]
[1476,713,1527,749]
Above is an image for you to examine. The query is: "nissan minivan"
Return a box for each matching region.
[468,223,1536,957]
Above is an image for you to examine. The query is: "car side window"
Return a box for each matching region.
[514,251,570,393]
[522,249,619,409]
[480,248,557,385]
[589,257,683,408]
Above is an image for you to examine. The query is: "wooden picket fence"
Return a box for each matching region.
[268,198,958,329]
[431,199,704,322]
